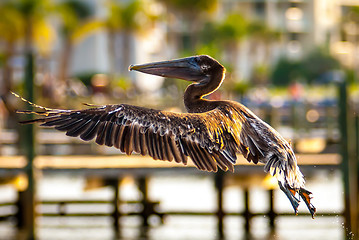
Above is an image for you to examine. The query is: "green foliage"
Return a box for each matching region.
[114,76,132,91]
[195,42,220,59]
[57,0,93,36]
[270,47,341,86]
[345,6,359,22]
[0,3,24,42]
[109,0,142,30]
[121,1,141,29]
[270,58,301,86]
[248,20,280,42]
[11,0,49,16]
[345,68,357,84]
[216,13,248,43]
[75,72,97,87]
[300,48,340,83]
[0,53,5,67]
[199,22,217,45]
[159,0,218,13]
[107,0,158,32]
[199,13,249,46]
[252,64,270,85]
[232,81,251,96]
[196,12,250,66]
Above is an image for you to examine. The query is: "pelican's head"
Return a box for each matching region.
[129,55,225,83]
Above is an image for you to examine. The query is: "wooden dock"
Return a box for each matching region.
[0,153,341,239]
[0,153,340,171]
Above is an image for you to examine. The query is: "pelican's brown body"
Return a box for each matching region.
[17,55,316,217]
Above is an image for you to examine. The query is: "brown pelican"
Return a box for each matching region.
[16,55,316,217]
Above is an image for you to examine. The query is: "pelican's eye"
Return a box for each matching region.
[201,64,210,72]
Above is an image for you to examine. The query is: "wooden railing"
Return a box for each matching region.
[0,153,341,238]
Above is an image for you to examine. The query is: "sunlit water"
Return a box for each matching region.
[0,170,347,240]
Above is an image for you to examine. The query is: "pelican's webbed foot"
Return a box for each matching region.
[278,181,316,218]
[278,181,300,215]
[299,187,316,219]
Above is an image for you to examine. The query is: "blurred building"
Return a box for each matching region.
[67,0,167,92]
[35,0,359,90]
[217,0,359,80]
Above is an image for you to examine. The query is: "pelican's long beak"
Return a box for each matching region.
[129,56,204,82]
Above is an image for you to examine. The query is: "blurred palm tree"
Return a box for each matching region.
[199,13,280,83]
[247,21,281,85]
[154,0,218,103]
[248,21,280,63]
[0,3,24,96]
[105,0,159,80]
[341,6,359,76]
[0,2,52,239]
[216,13,249,65]
[197,13,250,81]
[158,0,218,53]
[11,0,51,51]
[56,0,101,86]
[196,13,281,96]
[0,0,53,110]
[341,6,359,39]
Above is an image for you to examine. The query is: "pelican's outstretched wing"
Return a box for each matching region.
[16,99,316,217]
[17,103,245,172]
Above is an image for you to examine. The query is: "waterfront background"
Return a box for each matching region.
[0,0,359,239]
[0,172,344,240]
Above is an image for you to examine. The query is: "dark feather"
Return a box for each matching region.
[119,126,130,153]
[145,128,156,159]
[113,125,124,149]
[80,119,101,141]
[198,146,217,172]
[139,132,147,156]
[41,117,71,126]
[162,135,173,161]
[168,136,183,163]
[131,123,141,154]
[95,121,107,145]
[66,118,92,137]
[183,140,203,170]
[104,122,115,147]
[155,131,164,160]
[55,118,83,131]
[124,123,134,155]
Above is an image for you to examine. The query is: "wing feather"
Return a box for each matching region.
[124,124,134,155]
[131,123,141,153]
[18,103,246,172]
[113,124,123,149]
[66,118,92,137]
[41,117,71,127]
[162,135,173,161]
[168,137,185,164]
[196,144,217,172]
[119,125,130,153]
[80,118,100,141]
[145,128,156,159]
[95,121,107,145]
[55,118,83,131]
[104,122,115,147]
[184,140,204,170]
[138,131,147,156]
[155,132,164,160]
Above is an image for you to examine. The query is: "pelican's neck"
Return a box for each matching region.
[184,67,225,113]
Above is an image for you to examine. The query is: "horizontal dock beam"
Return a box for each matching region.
[0,153,340,172]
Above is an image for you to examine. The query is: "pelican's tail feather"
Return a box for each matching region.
[12,92,71,122]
